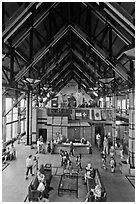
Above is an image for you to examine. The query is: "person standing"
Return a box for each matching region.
[103,136,109,155]
[37,138,40,153]
[9,143,16,160]
[59,149,64,166]
[25,155,34,179]
[33,152,39,172]
[119,144,124,159]
[69,141,74,156]
[96,133,101,150]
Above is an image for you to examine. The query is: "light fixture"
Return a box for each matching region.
[124,48,135,60]
[93,91,98,97]
[99,97,103,101]
[22,77,41,84]
[98,77,114,84]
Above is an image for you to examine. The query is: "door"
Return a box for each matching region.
[68,127,80,141]
[39,129,47,143]
[95,125,104,147]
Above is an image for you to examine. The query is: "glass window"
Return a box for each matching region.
[117,100,121,109]
[126,99,129,109]
[6,113,12,123]
[6,98,12,123]
[6,97,12,110]
[21,119,26,133]
[13,107,18,121]
[122,99,126,110]
[12,122,18,138]
[6,124,12,141]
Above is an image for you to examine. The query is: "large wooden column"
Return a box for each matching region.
[112,93,116,147]
[26,89,32,145]
[17,102,21,135]
[103,96,106,108]
[91,125,95,145]
[2,94,6,142]
[128,88,135,168]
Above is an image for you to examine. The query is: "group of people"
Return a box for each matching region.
[36,169,53,201]
[83,163,102,202]
[25,155,53,201]
[84,163,95,183]
[59,148,83,175]
[2,143,16,164]
[78,99,99,108]
[37,136,45,154]
[101,146,116,172]
[96,132,124,173]
[59,149,73,175]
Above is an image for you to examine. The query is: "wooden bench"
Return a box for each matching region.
[86,168,107,202]
[28,163,52,202]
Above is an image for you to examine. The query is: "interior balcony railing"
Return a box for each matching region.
[45,107,129,122]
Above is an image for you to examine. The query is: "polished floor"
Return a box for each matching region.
[2,140,135,202]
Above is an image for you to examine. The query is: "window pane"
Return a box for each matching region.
[122,99,126,109]
[6,124,12,141]
[12,122,18,138]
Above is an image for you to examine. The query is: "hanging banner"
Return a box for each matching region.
[75,109,89,120]
[68,109,75,120]
[94,109,102,120]
[89,109,93,120]
[75,109,82,119]
[102,110,107,120]
[106,110,112,120]
[51,97,58,107]
[81,109,89,119]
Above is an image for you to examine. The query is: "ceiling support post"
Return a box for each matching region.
[128,59,135,168]
[26,86,32,145]
[10,42,15,83]
[2,91,6,142]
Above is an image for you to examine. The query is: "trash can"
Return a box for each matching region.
[119,161,130,175]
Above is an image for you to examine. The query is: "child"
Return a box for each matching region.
[110,157,115,173]
[101,150,107,170]
[76,154,82,172]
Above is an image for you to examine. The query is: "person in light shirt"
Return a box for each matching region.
[85,184,102,202]
[37,139,40,153]
[37,180,49,199]
[25,155,34,179]
[37,171,45,182]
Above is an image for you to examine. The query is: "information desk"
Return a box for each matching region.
[54,143,90,154]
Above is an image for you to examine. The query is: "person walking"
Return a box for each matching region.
[33,152,39,172]
[69,141,74,156]
[25,154,34,179]
[76,153,82,172]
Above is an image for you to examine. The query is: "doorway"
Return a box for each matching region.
[68,127,80,141]
[39,129,47,143]
[95,124,104,147]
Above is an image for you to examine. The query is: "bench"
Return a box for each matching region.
[86,168,107,202]
[39,163,52,187]
[28,163,52,202]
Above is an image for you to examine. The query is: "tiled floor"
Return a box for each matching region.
[2,141,135,202]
